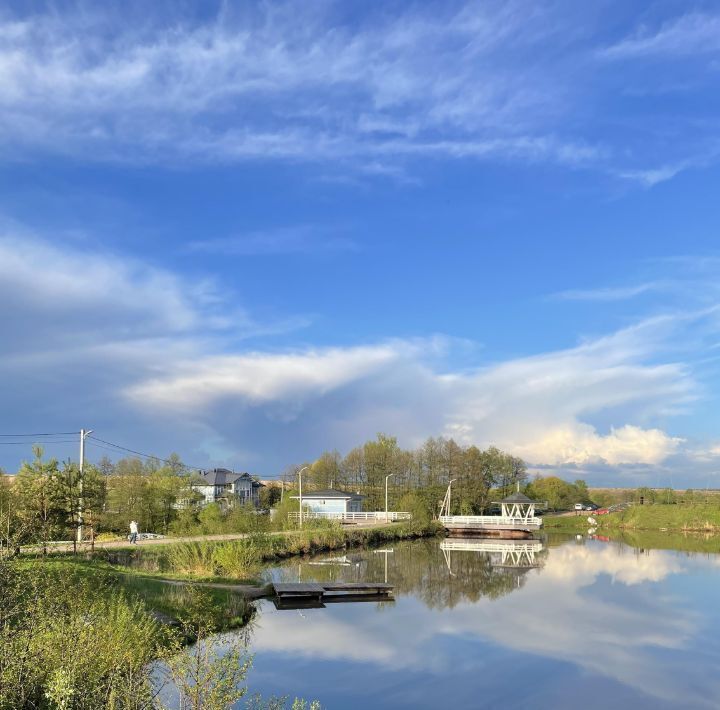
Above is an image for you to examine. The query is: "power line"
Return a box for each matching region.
[0,432,78,437]
[87,436,205,473]
[86,435,283,480]
[0,440,77,445]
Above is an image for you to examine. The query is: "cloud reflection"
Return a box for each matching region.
[245,541,719,707]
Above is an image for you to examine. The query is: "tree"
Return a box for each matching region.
[14,447,65,554]
[310,451,342,490]
[459,446,495,513]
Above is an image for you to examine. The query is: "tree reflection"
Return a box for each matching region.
[271,538,548,611]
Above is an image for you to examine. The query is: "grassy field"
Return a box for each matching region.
[545,502,720,532]
[543,503,720,554]
[599,504,720,532]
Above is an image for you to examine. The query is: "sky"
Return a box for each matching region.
[2,0,720,486]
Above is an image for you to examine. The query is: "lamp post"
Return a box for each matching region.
[447,478,457,517]
[297,466,308,528]
[385,473,395,522]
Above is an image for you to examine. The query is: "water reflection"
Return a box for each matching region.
[234,537,720,708]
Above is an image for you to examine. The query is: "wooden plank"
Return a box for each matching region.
[274,583,325,592]
[274,583,325,597]
[323,594,394,604]
[320,583,393,592]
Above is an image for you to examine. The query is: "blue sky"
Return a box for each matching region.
[2,0,720,485]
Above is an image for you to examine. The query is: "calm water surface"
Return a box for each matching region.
[225,535,720,709]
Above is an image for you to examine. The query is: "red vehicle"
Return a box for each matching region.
[595,508,610,515]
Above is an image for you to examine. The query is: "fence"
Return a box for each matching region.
[288,511,412,522]
[438,514,543,529]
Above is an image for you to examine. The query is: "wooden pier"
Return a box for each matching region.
[272,582,393,608]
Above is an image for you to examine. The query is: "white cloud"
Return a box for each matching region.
[125,314,695,470]
[552,282,658,301]
[127,345,409,408]
[185,226,358,256]
[514,423,682,466]
[0,231,710,478]
[0,2,601,172]
[601,13,720,60]
[244,542,709,706]
[0,3,716,184]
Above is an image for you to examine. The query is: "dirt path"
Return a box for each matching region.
[26,522,393,554]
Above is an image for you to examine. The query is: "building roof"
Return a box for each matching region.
[196,468,262,487]
[499,492,536,505]
[290,488,365,499]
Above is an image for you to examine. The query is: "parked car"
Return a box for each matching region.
[584,503,600,511]
[574,503,584,511]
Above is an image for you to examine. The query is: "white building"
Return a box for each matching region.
[290,488,365,514]
[193,468,262,507]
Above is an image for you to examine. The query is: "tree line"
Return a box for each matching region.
[0,447,205,552]
[5,433,624,551]
[279,433,529,515]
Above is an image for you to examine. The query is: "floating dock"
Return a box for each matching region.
[272,582,394,608]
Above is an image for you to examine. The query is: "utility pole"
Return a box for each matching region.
[297,465,308,528]
[385,473,395,522]
[77,429,93,544]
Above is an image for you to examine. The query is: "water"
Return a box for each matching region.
[229,535,720,709]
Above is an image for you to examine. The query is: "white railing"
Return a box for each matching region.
[440,539,543,553]
[288,511,411,522]
[439,515,543,529]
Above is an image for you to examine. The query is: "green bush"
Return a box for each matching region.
[0,561,170,710]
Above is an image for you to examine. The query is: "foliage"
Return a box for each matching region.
[526,475,592,511]
[148,522,441,580]
[283,435,527,515]
[0,560,169,709]
[5,435,532,545]
[160,587,252,710]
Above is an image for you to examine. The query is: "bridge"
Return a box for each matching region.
[438,488,542,537]
[440,538,544,569]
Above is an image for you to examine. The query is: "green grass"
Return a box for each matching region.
[542,514,591,531]
[543,505,720,554]
[597,503,720,532]
[544,503,720,533]
[603,528,720,554]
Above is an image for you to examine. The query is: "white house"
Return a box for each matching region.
[193,469,263,507]
[290,488,365,514]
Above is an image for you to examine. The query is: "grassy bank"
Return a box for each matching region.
[597,503,720,532]
[544,503,720,533]
[3,522,439,709]
[543,505,720,554]
[98,520,443,582]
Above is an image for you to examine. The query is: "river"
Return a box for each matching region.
[219,534,720,709]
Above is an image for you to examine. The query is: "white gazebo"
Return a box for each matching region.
[494,492,537,524]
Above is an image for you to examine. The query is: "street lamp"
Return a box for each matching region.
[385,473,395,522]
[447,478,457,517]
[297,466,309,528]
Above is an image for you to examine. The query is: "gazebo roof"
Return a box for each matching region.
[498,492,536,505]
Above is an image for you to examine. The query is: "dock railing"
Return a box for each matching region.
[288,511,411,522]
[438,514,542,530]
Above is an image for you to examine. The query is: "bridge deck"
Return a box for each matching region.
[439,515,542,532]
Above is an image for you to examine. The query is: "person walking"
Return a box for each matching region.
[129,520,139,545]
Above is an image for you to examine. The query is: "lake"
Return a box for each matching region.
[227,534,720,709]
